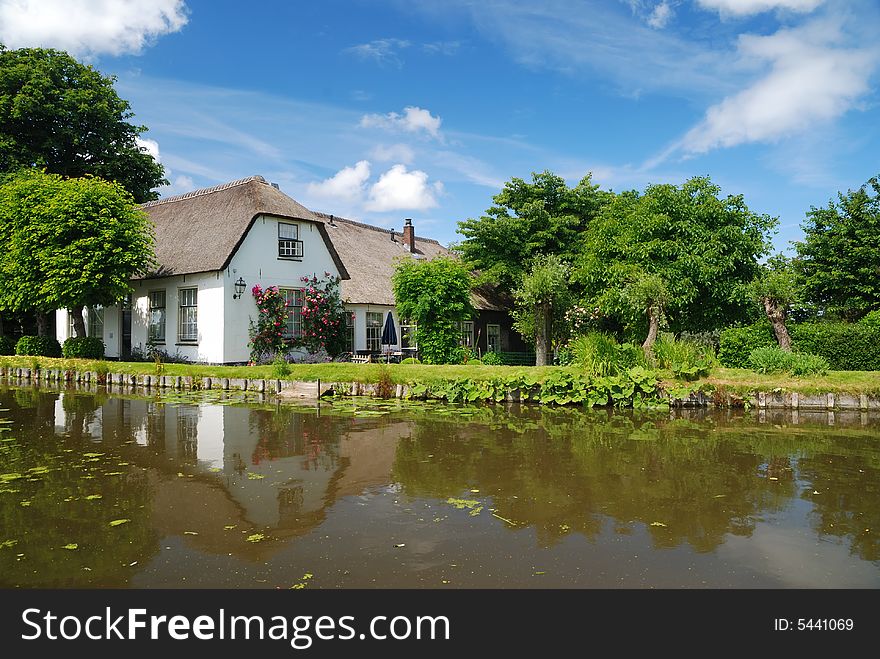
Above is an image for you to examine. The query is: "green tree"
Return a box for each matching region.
[392,256,474,364]
[796,175,880,321]
[512,255,572,366]
[456,171,611,292]
[748,255,799,351]
[576,177,774,345]
[0,46,166,202]
[0,170,155,336]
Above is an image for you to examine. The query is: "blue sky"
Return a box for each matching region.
[2,0,879,252]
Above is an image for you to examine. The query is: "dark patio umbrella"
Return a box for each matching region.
[381,312,397,349]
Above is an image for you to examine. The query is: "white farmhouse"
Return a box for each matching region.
[55,175,528,363]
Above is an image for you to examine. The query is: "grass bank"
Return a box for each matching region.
[1,356,878,395]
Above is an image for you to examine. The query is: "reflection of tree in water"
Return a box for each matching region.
[0,387,159,587]
[393,407,880,553]
[248,406,347,472]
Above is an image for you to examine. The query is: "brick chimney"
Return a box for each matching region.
[402,218,415,252]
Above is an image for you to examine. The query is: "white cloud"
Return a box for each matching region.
[648,2,673,28]
[306,160,372,202]
[681,17,878,153]
[366,164,442,212]
[360,106,442,139]
[0,0,188,57]
[162,174,194,196]
[422,41,460,55]
[696,0,823,16]
[136,137,161,162]
[370,143,416,163]
[344,38,410,67]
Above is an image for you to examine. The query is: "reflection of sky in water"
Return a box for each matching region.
[2,386,880,588]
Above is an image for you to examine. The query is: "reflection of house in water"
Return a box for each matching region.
[85,394,403,558]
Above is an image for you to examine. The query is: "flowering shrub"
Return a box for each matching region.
[249,285,289,363]
[297,273,346,357]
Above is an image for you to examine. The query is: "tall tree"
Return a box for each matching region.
[796,175,880,321]
[0,46,166,202]
[456,171,611,292]
[576,177,775,343]
[748,255,799,351]
[512,255,572,366]
[392,256,474,364]
[0,170,156,336]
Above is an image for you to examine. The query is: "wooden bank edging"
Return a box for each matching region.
[1,365,879,410]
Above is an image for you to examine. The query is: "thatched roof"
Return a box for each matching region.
[138,176,348,280]
[313,212,506,311]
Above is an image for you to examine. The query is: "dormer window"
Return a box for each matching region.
[278,222,303,259]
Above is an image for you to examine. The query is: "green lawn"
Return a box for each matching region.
[1,356,879,394]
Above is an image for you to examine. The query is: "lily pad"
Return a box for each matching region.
[109,519,131,527]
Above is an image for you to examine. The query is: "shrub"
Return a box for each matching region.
[0,336,14,355]
[272,355,291,378]
[747,345,792,373]
[859,310,880,329]
[570,332,620,377]
[719,323,776,367]
[654,336,716,380]
[400,357,421,365]
[15,335,62,357]
[789,353,830,377]
[62,336,105,359]
[467,359,483,365]
[374,366,394,399]
[481,351,502,366]
[790,323,880,371]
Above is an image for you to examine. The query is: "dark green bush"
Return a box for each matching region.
[15,335,62,358]
[747,345,792,373]
[790,323,880,371]
[718,323,776,367]
[0,336,15,355]
[62,336,105,359]
[788,352,830,377]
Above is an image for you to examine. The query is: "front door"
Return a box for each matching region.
[120,296,132,360]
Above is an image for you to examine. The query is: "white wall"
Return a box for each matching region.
[130,271,225,363]
[223,214,343,363]
[344,303,400,353]
[55,305,121,358]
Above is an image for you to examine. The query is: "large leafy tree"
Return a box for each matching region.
[512,255,572,366]
[392,256,474,364]
[456,171,611,292]
[748,255,799,351]
[796,175,880,321]
[0,46,166,202]
[576,177,775,344]
[0,170,156,336]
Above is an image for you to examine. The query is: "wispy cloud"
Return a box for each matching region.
[696,0,824,16]
[360,106,443,139]
[343,38,410,67]
[0,0,188,58]
[648,2,673,28]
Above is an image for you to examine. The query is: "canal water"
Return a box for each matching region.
[1,384,878,588]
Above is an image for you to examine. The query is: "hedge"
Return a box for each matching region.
[718,323,775,368]
[62,336,105,359]
[790,323,880,371]
[719,321,880,371]
[15,335,62,358]
[0,336,15,356]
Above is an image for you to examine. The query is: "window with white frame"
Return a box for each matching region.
[68,310,81,338]
[487,324,501,353]
[278,222,303,258]
[148,291,166,343]
[178,288,198,343]
[280,288,304,338]
[344,311,355,353]
[366,311,383,352]
[458,320,474,348]
[88,306,104,339]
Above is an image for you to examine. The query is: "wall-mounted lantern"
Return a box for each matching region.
[233,276,246,300]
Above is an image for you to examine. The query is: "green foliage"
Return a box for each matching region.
[0,336,14,355]
[748,255,799,310]
[568,332,645,377]
[0,46,166,202]
[481,351,502,366]
[271,356,291,378]
[653,336,716,380]
[858,310,880,329]
[796,175,880,320]
[0,170,155,317]
[718,323,776,368]
[789,323,880,371]
[14,335,61,357]
[248,285,288,362]
[297,273,346,356]
[747,346,829,376]
[512,254,573,362]
[577,176,775,338]
[467,359,483,365]
[62,336,105,359]
[392,256,474,364]
[375,366,395,399]
[400,357,421,364]
[456,171,611,292]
